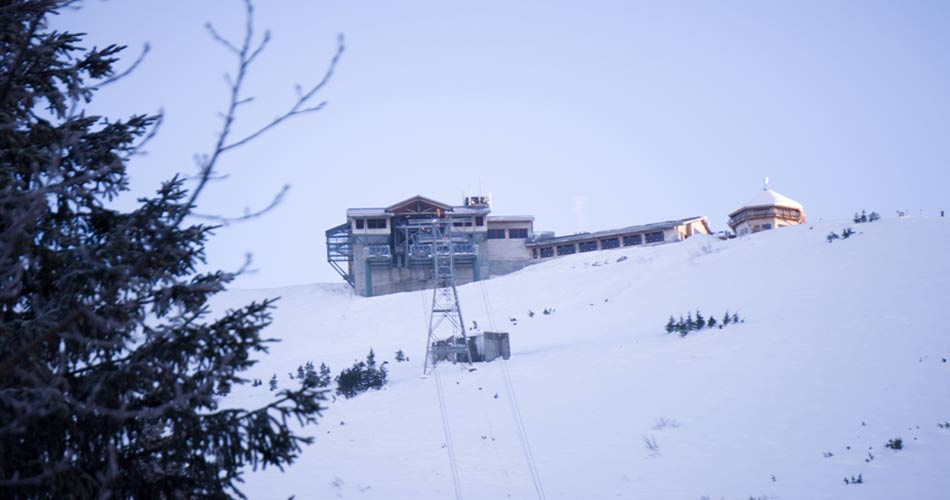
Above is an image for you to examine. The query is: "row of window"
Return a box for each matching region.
[487,228,529,239]
[355,217,487,231]
[355,218,387,229]
[452,217,484,228]
[533,231,665,258]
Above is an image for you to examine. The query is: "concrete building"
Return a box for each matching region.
[327,195,712,296]
[728,187,805,236]
[326,195,535,297]
[526,217,711,259]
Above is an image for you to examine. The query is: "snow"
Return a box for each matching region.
[215,217,950,500]
[737,188,804,211]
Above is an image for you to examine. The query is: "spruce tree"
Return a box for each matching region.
[665,316,676,334]
[707,316,717,329]
[318,362,332,388]
[723,311,731,326]
[695,310,706,330]
[0,2,337,497]
[686,312,694,331]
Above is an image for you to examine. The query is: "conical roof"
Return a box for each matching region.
[739,189,803,210]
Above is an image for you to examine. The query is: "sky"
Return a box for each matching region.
[55,0,950,288]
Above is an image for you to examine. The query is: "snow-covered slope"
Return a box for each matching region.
[216,218,950,500]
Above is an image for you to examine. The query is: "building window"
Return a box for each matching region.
[355,219,365,229]
[532,248,538,258]
[453,220,473,228]
[645,231,664,243]
[487,229,506,239]
[367,218,387,229]
[622,234,642,246]
[475,216,484,226]
[556,244,576,256]
[601,238,619,249]
[508,228,528,239]
[578,241,598,253]
[540,247,554,258]
[762,223,772,230]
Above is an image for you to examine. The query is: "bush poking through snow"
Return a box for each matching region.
[884,438,903,450]
[843,474,864,485]
[336,349,388,399]
[853,210,880,223]
[666,310,743,336]
[642,434,659,455]
[653,417,680,430]
[828,227,857,243]
[395,350,407,362]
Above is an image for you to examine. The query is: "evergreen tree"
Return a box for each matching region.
[318,362,332,388]
[395,349,407,362]
[0,2,339,497]
[665,316,676,334]
[335,360,366,399]
[269,374,279,391]
[732,312,740,324]
[723,311,732,326]
[707,316,717,329]
[686,312,694,331]
[868,211,880,222]
[695,310,706,330]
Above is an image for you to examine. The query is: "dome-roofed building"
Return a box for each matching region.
[729,180,805,236]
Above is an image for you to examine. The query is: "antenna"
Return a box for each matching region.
[763,177,770,190]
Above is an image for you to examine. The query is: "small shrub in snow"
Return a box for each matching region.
[937,421,950,429]
[884,438,903,450]
[841,227,855,239]
[843,474,864,485]
[269,374,278,392]
[666,310,742,336]
[653,417,680,430]
[642,434,659,455]
[695,310,706,330]
[853,210,880,223]
[336,349,389,399]
[827,231,840,243]
[395,349,407,362]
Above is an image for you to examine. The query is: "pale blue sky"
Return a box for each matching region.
[58,0,950,287]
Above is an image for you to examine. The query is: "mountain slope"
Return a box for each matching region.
[216,218,950,500]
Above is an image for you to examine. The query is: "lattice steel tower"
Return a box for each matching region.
[421,218,475,374]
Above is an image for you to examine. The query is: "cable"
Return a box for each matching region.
[422,285,465,499]
[435,366,465,500]
[478,279,548,500]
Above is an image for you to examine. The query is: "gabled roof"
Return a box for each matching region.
[730,189,803,217]
[386,195,454,215]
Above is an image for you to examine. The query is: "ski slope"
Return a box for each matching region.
[216,217,950,500]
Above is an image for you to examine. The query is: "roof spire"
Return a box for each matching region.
[763,176,770,191]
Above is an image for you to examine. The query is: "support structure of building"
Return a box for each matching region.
[420,218,474,374]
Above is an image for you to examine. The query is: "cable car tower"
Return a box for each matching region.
[421,217,475,374]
